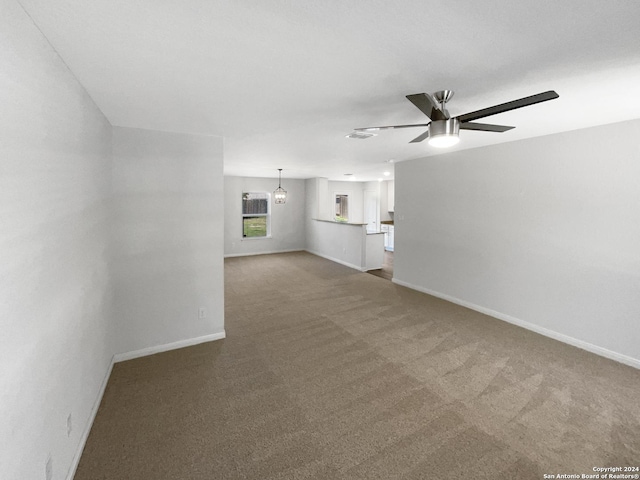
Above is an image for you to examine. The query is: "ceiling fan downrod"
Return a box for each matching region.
[433,90,454,118]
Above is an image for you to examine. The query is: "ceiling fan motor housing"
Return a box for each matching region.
[430,118,459,137]
[428,118,460,147]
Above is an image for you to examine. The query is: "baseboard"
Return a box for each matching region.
[66,355,114,480]
[114,331,227,363]
[305,249,365,272]
[224,249,303,258]
[392,278,640,370]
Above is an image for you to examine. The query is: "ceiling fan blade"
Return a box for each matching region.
[355,123,431,131]
[457,90,559,123]
[409,130,430,143]
[406,93,446,121]
[459,122,515,132]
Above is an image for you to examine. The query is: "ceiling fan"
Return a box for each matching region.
[355,89,559,148]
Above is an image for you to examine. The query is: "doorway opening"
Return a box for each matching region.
[368,250,393,281]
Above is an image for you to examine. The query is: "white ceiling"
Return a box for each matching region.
[19,0,640,181]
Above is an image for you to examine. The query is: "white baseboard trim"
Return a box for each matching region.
[224,249,303,258]
[66,355,114,480]
[66,330,227,479]
[305,249,365,272]
[114,331,227,363]
[392,278,640,370]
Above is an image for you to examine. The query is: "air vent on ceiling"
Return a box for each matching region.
[345,131,376,139]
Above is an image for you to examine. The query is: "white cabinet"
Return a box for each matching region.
[381,224,394,251]
[387,181,395,212]
[365,232,385,271]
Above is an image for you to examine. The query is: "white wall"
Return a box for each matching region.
[305,177,320,227]
[379,181,393,222]
[111,127,225,356]
[0,2,115,479]
[224,176,306,256]
[316,177,331,220]
[394,119,640,365]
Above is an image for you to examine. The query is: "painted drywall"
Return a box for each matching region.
[394,119,640,365]
[303,177,332,221]
[379,181,393,222]
[387,180,395,213]
[305,177,320,221]
[111,127,225,355]
[224,176,306,256]
[0,2,115,479]
[316,177,331,220]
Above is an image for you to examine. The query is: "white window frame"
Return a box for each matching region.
[242,192,271,240]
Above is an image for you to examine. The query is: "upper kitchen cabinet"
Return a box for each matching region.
[387,180,395,212]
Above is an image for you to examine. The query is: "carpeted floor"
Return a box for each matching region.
[75,251,640,479]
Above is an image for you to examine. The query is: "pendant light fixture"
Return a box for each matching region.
[274,168,287,204]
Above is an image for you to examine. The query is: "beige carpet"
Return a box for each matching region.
[75,251,640,479]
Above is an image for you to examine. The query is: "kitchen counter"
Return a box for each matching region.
[313,218,367,226]
[309,219,384,271]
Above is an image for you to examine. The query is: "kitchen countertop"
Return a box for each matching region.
[313,218,367,226]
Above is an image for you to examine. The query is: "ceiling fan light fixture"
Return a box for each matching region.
[428,134,460,148]
[428,119,460,148]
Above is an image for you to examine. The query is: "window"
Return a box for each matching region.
[242,192,270,238]
[335,194,348,222]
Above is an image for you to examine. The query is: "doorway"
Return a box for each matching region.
[364,190,379,234]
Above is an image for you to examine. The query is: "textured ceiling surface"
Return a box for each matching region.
[19,0,640,180]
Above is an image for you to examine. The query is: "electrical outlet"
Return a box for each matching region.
[198,307,206,319]
[45,456,52,480]
[67,413,72,437]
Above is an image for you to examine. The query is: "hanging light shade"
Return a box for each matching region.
[274,168,287,204]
